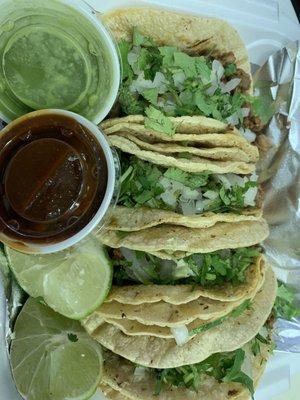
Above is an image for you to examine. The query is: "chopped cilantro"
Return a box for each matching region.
[190,299,252,335]
[273,282,299,321]
[173,52,198,78]
[145,106,175,136]
[117,29,262,126]
[152,348,254,396]
[224,63,237,77]
[163,168,210,189]
[223,349,254,397]
[194,91,213,116]
[118,84,145,115]
[251,333,272,357]
[112,247,259,288]
[247,96,274,124]
[132,27,155,47]
[141,88,159,105]
[118,155,258,214]
[118,40,133,80]
[67,333,78,342]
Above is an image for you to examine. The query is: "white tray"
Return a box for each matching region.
[1,1,300,399]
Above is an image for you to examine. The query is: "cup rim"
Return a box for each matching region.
[0,0,121,125]
[0,108,116,254]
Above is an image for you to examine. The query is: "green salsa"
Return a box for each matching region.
[0,0,119,122]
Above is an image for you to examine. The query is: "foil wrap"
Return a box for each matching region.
[0,43,300,362]
[254,41,300,351]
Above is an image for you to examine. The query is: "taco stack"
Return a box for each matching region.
[82,7,276,400]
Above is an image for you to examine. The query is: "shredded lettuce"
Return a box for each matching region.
[152,348,254,396]
[112,247,260,287]
[119,155,258,214]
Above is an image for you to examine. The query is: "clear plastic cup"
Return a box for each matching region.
[0,0,120,124]
[0,109,120,254]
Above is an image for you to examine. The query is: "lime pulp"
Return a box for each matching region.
[6,236,113,319]
[10,297,103,400]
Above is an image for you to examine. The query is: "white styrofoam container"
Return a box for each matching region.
[1,1,300,400]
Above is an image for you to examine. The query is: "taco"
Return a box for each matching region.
[99,115,262,233]
[100,7,263,125]
[100,338,272,400]
[99,219,269,258]
[107,251,265,305]
[82,266,277,368]
[103,148,261,232]
[98,7,267,233]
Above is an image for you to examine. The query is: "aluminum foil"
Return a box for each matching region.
[0,43,300,360]
[253,41,300,351]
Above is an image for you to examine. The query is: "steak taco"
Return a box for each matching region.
[101,7,270,133]
[82,266,277,369]
[100,338,273,400]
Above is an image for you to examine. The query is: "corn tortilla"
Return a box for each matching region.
[83,267,277,368]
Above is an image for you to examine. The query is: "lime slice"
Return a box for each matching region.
[6,237,112,319]
[11,297,103,400]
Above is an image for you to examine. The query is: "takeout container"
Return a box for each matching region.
[0,0,120,124]
[0,109,119,254]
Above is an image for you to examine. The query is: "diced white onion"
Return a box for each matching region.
[244,186,258,206]
[133,367,147,382]
[173,71,186,89]
[250,173,258,182]
[220,78,241,93]
[171,325,190,346]
[203,190,219,200]
[181,187,199,200]
[206,84,218,96]
[159,177,172,190]
[215,174,232,189]
[171,181,186,192]
[195,199,204,212]
[160,191,177,207]
[239,128,256,143]
[242,107,251,117]
[181,201,196,215]
[130,71,167,94]
[226,112,240,126]
[212,59,224,82]
[225,173,245,187]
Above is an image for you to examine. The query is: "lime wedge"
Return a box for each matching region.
[11,297,103,400]
[6,237,112,319]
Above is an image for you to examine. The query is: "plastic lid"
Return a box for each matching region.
[0,0,120,124]
[3,26,89,110]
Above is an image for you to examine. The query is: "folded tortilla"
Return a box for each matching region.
[87,296,244,328]
[84,256,265,333]
[98,219,269,256]
[109,135,255,174]
[102,119,259,163]
[100,341,270,400]
[83,266,276,368]
[107,254,265,305]
[107,206,262,232]
[101,8,251,83]
[114,133,257,162]
[101,115,242,133]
